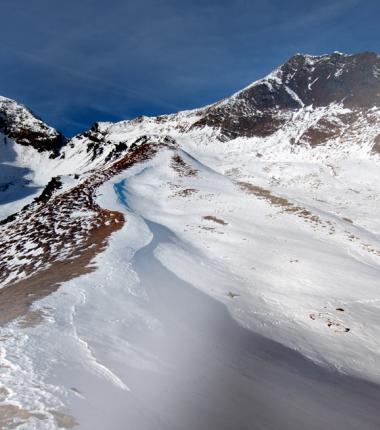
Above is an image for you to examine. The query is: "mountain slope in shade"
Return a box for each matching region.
[0,52,380,429]
[0,97,67,220]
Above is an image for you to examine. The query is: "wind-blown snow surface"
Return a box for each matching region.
[1,142,380,429]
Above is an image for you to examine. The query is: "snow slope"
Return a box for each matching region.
[0,144,379,429]
[1,150,380,429]
[1,52,380,429]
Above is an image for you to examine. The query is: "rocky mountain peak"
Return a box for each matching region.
[235,51,380,111]
[193,51,380,139]
[0,96,65,155]
[276,51,380,108]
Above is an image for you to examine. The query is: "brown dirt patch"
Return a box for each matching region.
[0,207,123,328]
[202,215,228,225]
[0,143,161,327]
[18,309,47,329]
[171,154,198,177]
[238,182,323,225]
[239,181,380,257]
[0,405,47,429]
[173,188,198,198]
[50,410,78,428]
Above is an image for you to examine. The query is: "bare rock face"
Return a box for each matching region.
[193,52,380,140]
[279,52,380,108]
[0,96,65,155]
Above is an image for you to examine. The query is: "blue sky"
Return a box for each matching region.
[0,0,379,136]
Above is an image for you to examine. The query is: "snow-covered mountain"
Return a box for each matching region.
[0,96,64,153]
[0,96,66,220]
[0,52,380,429]
[57,51,380,167]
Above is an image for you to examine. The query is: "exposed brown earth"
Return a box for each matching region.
[18,308,48,329]
[192,108,286,139]
[0,142,164,429]
[202,215,228,225]
[0,404,77,429]
[0,405,47,429]
[171,154,198,177]
[50,411,78,429]
[173,188,199,197]
[0,143,161,327]
[0,216,122,326]
[296,116,345,147]
[238,181,324,226]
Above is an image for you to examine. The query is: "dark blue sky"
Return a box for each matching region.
[1,0,379,136]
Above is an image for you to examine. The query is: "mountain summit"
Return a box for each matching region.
[194,51,380,140]
[0,96,65,154]
[274,52,380,108]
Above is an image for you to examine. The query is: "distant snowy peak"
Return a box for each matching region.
[273,51,380,108]
[0,96,65,154]
[236,51,380,109]
[193,51,380,141]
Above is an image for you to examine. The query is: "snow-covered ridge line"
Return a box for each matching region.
[0,142,164,292]
[0,96,64,153]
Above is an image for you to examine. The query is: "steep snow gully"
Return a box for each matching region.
[105,178,380,430]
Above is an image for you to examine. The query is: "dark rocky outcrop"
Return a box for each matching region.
[193,52,380,140]
[0,97,65,156]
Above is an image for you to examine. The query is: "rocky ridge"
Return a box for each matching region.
[0,96,65,155]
